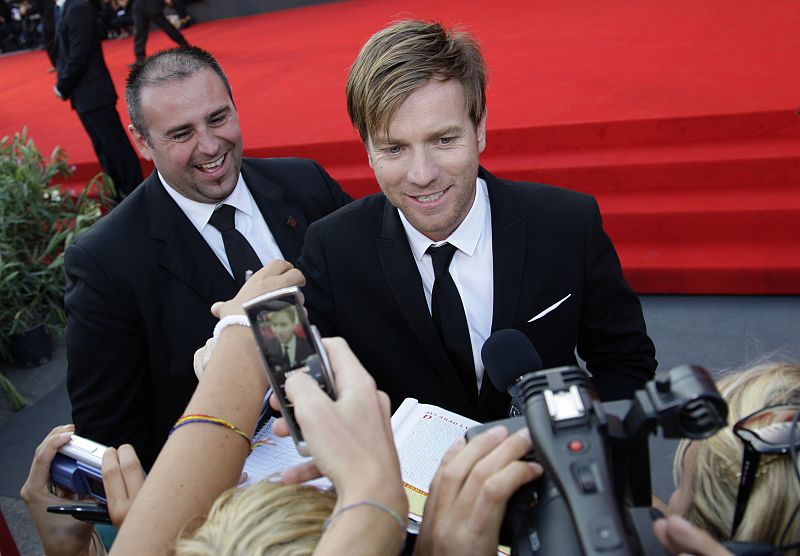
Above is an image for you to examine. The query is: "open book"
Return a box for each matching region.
[242,417,331,490]
[241,400,478,502]
[390,398,481,521]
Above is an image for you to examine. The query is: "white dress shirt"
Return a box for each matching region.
[399,177,494,390]
[159,172,284,277]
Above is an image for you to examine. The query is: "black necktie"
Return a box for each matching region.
[427,243,477,400]
[208,204,262,286]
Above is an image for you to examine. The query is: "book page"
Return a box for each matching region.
[242,418,331,490]
[391,400,480,519]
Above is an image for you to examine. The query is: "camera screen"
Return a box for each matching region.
[252,294,316,398]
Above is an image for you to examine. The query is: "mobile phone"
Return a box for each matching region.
[47,503,112,524]
[243,286,337,455]
[50,435,108,503]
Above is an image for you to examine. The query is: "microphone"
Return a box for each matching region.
[482,329,543,416]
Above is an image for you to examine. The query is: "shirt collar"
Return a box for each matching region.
[158,171,251,233]
[399,177,488,262]
[282,335,297,349]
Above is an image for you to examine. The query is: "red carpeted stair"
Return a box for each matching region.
[2,0,798,294]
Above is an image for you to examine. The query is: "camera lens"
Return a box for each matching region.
[678,397,728,439]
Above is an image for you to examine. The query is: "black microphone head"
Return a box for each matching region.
[481,329,543,392]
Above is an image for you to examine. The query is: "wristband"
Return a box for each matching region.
[213,314,250,340]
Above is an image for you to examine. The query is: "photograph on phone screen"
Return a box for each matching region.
[256,302,313,391]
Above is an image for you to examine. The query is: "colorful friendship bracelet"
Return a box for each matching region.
[322,499,407,540]
[171,414,268,452]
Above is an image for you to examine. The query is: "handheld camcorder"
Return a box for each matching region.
[468,329,728,556]
[49,434,108,503]
[244,285,337,456]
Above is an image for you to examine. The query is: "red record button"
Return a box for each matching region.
[568,439,584,453]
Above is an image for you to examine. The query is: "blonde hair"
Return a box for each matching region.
[174,481,336,556]
[675,362,800,550]
[346,19,486,143]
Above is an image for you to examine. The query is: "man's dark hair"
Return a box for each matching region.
[125,46,234,143]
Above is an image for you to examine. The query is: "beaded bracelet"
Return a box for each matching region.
[212,315,250,340]
[322,499,406,540]
[170,414,270,452]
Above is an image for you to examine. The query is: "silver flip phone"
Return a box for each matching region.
[243,286,336,455]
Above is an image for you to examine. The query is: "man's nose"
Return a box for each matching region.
[196,127,220,156]
[406,148,439,187]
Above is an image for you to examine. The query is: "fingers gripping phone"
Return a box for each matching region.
[243,286,337,456]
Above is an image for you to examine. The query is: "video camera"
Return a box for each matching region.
[469,329,728,556]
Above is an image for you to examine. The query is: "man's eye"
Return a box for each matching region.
[385,146,402,154]
[439,137,455,145]
[209,114,228,126]
[170,131,192,141]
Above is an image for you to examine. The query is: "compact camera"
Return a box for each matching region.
[50,434,108,503]
[243,285,337,455]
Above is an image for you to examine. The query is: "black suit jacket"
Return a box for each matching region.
[65,158,351,468]
[55,0,117,113]
[264,334,313,369]
[298,168,656,423]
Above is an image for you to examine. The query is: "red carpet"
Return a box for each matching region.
[2,0,799,294]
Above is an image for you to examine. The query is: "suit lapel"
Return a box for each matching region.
[241,160,307,264]
[146,172,238,304]
[484,168,526,333]
[477,168,527,409]
[376,200,473,410]
[57,0,71,32]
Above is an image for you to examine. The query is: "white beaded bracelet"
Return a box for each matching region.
[212,315,251,340]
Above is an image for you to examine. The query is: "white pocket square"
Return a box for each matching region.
[528,293,572,323]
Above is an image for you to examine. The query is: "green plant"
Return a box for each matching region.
[0,128,115,361]
[0,372,27,411]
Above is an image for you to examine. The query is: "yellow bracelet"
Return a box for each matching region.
[171,414,253,450]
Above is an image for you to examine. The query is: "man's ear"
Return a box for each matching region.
[129,124,154,161]
[476,109,488,154]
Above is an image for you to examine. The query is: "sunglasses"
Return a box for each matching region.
[731,404,800,539]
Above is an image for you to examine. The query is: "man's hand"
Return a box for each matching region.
[211,260,305,319]
[102,445,146,528]
[20,425,95,556]
[192,336,216,380]
[414,426,543,556]
[199,261,305,379]
[653,515,733,556]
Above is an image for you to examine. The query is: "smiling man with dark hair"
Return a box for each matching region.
[64,46,351,469]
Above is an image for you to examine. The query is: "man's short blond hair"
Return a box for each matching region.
[346,20,487,143]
